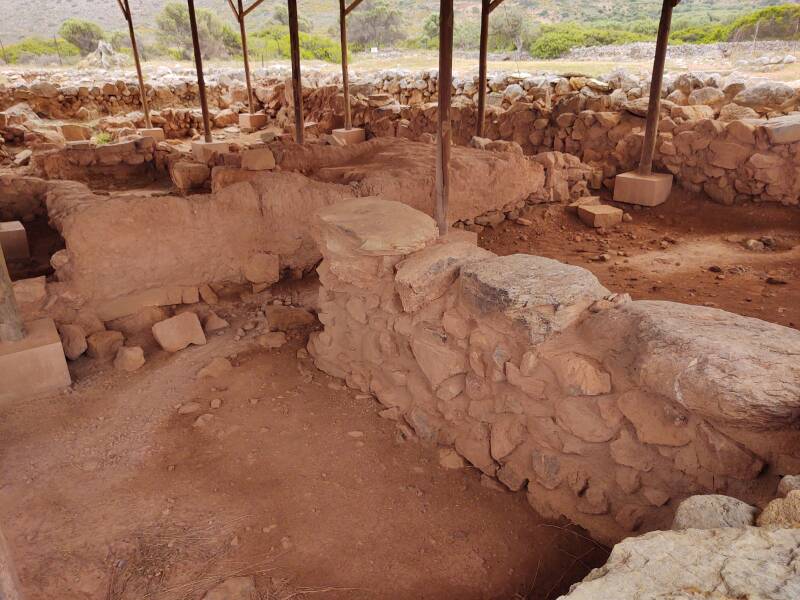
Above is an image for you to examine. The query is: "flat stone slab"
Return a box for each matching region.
[313,197,438,257]
[138,127,165,141]
[0,318,71,404]
[613,171,672,207]
[617,300,800,429]
[239,113,267,131]
[459,254,610,343]
[578,204,623,228]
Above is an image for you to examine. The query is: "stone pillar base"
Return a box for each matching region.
[0,318,71,404]
[0,221,29,259]
[192,140,230,162]
[332,127,366,145]
[613,171,673,207]
[138,127,165,141]
[239,113,268,132]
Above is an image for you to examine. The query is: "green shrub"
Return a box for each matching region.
[156,2,241,59]
[529,23,648,59]
[94,132,113,145]
[1,37,80,64]
[250,25,341,63]
[59,18,105,55]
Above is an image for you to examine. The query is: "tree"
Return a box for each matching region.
[348,0,406,48]
[490,5,533,53]
[156,2,240,60]
[58,18,105,55]
[271,6,312,33]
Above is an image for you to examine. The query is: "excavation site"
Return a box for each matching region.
[0,0,799,599]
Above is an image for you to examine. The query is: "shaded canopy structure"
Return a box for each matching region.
[0,0,681,342]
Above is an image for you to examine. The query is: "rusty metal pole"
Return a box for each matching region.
[122,0,152,128]
[287,0,304,143]
[638,0,677,176]
[436,0,453,235]
[237,0,256,114]
[0,244,25,342]
[339,0,351,130]
[187,0,212,143]
[476,0,489,138]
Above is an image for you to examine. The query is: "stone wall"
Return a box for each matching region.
[307,197,800,544]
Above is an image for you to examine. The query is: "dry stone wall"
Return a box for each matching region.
[307,197,800,544]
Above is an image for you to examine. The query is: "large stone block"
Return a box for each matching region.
[613,300,800,429]
[395,241,494,312]
[331,127,366,145]
[459,254,609,343]
[238,113,267,131]
[191,140,230,162]
[313,197,438,258]
[138,127,166,141]
[613,171,672,207]
[0,221,29,259]
[152,312,207,352]
[0,318,71,404]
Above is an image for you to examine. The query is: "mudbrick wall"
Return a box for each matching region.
[307,197,800,544]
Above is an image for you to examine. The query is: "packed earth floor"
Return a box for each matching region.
[1,188,798,600]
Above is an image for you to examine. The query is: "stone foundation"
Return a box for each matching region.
[307,197,800,544]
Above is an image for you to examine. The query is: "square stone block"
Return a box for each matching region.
[578,204,623,228]
[0,318,71,404]
[0,221,29,259]
[332,127,366,145]
[613,171,673,207]
[239,113,268,131]
[192,140,231,162]
[138,127,166,141]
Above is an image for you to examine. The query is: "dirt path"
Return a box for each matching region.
[481,188,800,331]
[0,311,605,599]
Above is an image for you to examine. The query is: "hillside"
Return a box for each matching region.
[0,0,787,44]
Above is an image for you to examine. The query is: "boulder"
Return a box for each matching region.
[243,253,280,285]
[86,330,124,360]
[58,323,87,360]
[734,82,795,110]
[113,346,145,372]
[170,161,210,192]
[778,475,800,497]
[757,491,800,529]
[264,305,316,331]
[671,495,757,530]
[560,528,800,599]
[152,312,207,352]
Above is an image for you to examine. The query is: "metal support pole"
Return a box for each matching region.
[237,0,255,114]
[476,0,490,138]
[0,244,25,342]
[187,0,212,143]
[122,0,152,128]
[287,0,304,143]
[436,0,453,235]
[339,0,351,130]
[638,0,677,176]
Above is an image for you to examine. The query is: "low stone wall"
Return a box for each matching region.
[354,96,800,206]
[32,136,165,184]
[307,197,800,544]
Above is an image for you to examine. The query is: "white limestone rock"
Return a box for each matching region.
[671,495,758,530]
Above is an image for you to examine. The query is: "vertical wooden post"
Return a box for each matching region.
[638,0,676,176]
[436,0,453,235]
[122,0,152,128]
[287,0,304,143]
[476,0,490,138]
[237,0,255,114]
[339,0,352,130]
[187,0,212,143]
[0,244,25,343]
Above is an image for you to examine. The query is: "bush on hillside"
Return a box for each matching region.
[1,37,80,64]
[156,2,241,60]
[251,25,341,63]
[59,18,105,55]
[529,23,649,58]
